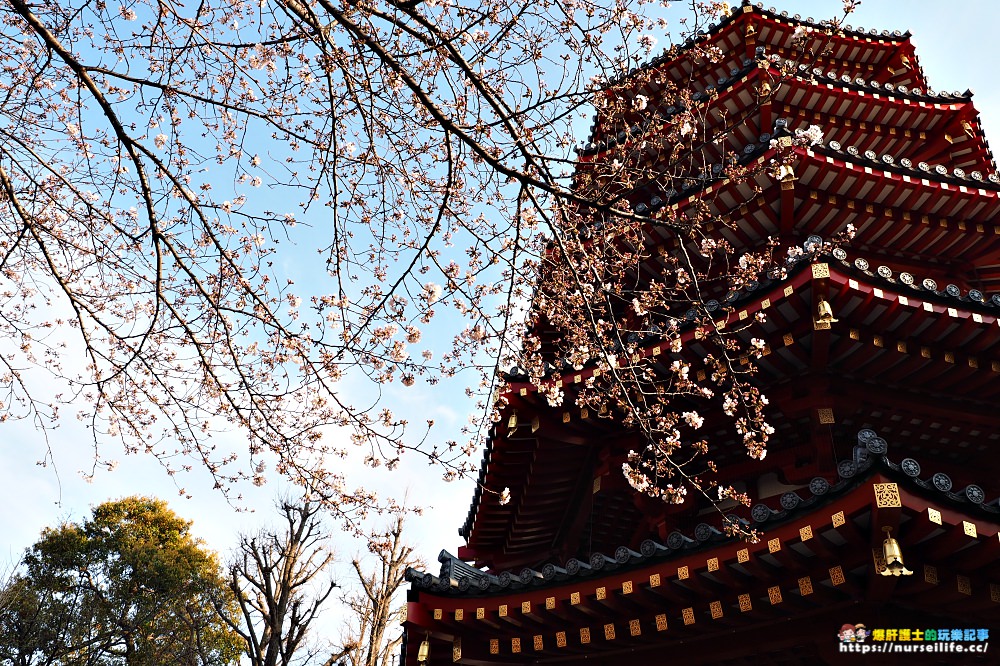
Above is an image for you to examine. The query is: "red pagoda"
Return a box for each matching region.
[402,3,1000,663]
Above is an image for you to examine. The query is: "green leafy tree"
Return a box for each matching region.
[0,496,241,666]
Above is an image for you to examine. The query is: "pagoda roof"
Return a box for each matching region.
[742,3,912,43]
[621,1,916,86]
[413,6,1000,662]
[587,1,926,148]
[412,427,1000,597]
[616,145,1000,271]
[614,140,1000,218]
[576,56,763,158]
[459,257,1000,568]
[503,259,1000,402]
[405,435,1000,663]
[579,60,986,176]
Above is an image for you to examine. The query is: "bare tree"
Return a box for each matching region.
[224,500,337,666]
[329,515,418,666]
[0,0,857,529]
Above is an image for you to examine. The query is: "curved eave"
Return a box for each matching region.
[620,1,912,87]
[766,39,924,90]
[624,142,1000,222]
[812,142,999,191]
[678,260,1000,478]
[747,263,1000,438]
[459,264,810,563]
[612,145,1000,281]
[466,258,1000,558]
[747,2,911,45]
[590,1,919,148]
[770,70,990,172]
[411,431,1000,599]
[580,63,987,175]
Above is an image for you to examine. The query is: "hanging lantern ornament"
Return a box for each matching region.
[778,163,797,182]
[816,297,838,325]
[418,635,431,664]
[879,527,913,576]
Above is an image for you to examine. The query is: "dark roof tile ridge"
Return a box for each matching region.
[749,2,910,42]
[814,140,999,190]
[782,58,969,103]
[825,249,1000,313]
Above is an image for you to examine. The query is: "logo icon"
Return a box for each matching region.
[838,623,869,643]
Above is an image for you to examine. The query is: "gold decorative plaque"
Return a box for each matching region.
[873,483,901,508]
[812,263,830,278]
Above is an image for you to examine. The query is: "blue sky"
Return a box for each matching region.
[2,0,998,644]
